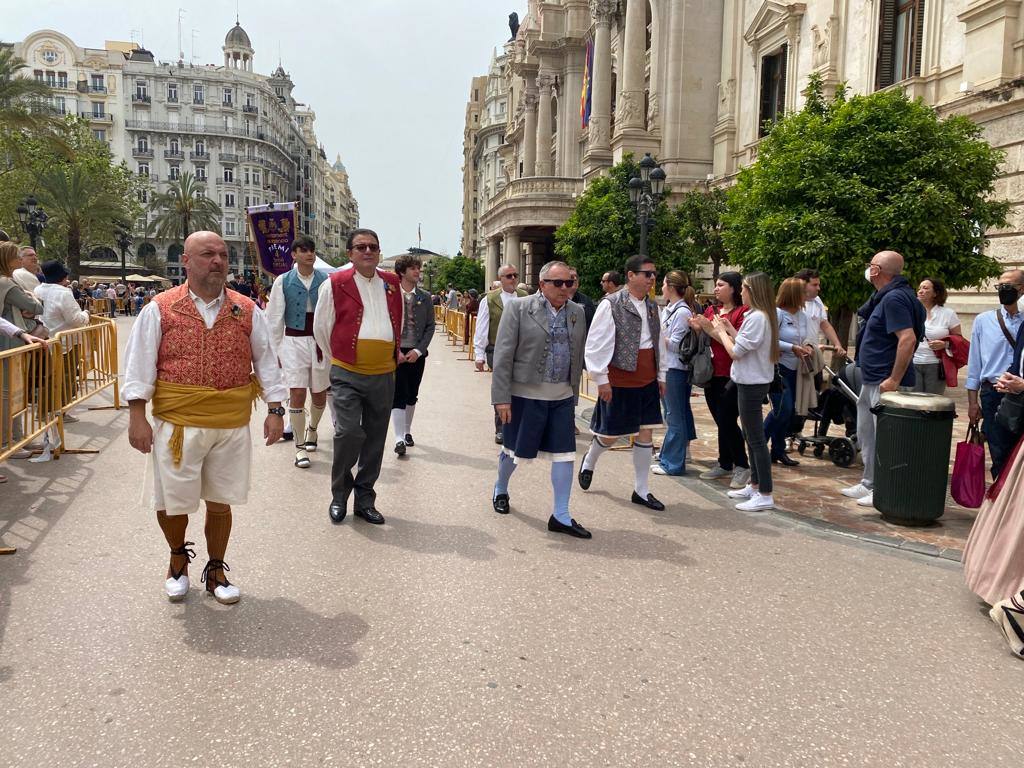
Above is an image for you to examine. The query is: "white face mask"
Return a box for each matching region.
[864,267,874,284]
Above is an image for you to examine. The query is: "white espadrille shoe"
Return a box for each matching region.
[202,559,240,605]
[164,541,195,602]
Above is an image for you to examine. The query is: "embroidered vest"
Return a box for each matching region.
[486,287,528,346]
[607,288,660,373]
[282,268,327,331]
[154,284,254,390]
[328,268,403,367]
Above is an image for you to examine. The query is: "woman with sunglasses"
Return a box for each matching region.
[703,272,780,512]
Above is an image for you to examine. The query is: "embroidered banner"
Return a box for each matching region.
[246,202,298,277]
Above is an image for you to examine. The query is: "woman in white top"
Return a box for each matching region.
[654,270,699,476]
[913,277,961,395]
[703,272,780,512]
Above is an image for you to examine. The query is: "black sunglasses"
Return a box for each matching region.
[350,243,380,253]
[634,269,656,278]
[542,278,576,288]
[501,272,519,279]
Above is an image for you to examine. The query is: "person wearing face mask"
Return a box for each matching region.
[965,269,1024,479]
[840,251,925,508]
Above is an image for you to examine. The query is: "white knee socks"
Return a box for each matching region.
[391,408,406,442]
[582,437,610,471]
[404,404,416,435]
[633,441,653,498]
[289,408,306,449]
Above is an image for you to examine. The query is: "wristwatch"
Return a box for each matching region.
[267,406,286,416]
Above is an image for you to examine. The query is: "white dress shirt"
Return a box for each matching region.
[585,292,661,386]
[474,289,518,362]
[313,269,397,361]
[122,288,286,403]
[34,283,89,342]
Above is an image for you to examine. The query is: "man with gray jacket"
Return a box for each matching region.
[490,261,591,538]
[391,253,436,455]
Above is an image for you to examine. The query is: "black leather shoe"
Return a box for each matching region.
[355,506,385,525]
[578,460,593,491]
[329,501,347,524]
[494,432,503,445]
[394,440,406,456]
[547,516,592,539]
[492,493,510,514]
[404,433,415,447]
[281,430,294,443]
[631,491,665,511]
[772,454,800,467]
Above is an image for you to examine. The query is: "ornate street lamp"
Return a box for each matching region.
[628,153,667,259]
[114,224,133,283]
[16,195,49,249]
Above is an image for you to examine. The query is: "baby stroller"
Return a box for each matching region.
[794,362,861,467]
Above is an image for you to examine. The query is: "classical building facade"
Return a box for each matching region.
[464,0,1024,316]
[14,23,358,283]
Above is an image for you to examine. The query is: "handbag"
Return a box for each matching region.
[951,423,986,509]
[996,391,1024,438]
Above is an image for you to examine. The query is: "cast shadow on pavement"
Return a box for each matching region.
[507,509,694,568]
[348,515,499,561]
[173,596,368,669]
[403,442,497,473]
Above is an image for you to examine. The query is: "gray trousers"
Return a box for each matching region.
[912,363,945,395]
[330,365,395,510]
[857,382,882,489]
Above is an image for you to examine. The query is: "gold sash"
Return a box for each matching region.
[152,376,262,466]
[333,339,396,375]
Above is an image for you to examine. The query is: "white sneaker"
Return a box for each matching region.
[730,468,751,489]
[727,484,755,499]
[651,465,668,475]
[856,492,875,507]
[841,483,871,499]
[164,574,189,602]
[62,412,79,423]
[736,494,775,512]
[700,466,730,480]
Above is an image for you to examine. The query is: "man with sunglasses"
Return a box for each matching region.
[314,228,404,526]
[490,261,591,538]
[579,254,666,511]
[474,263,529,443]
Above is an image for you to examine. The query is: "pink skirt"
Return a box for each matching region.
[963,435,1024,605]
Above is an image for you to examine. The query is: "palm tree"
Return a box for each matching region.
[35,165,133,278]
[0,45,67,170]
[147,171,222,243]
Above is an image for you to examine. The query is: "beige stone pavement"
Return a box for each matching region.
[0,318,1022,767]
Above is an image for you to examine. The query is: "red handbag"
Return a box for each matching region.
[951,424,986,509]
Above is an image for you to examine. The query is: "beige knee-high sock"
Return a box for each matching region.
[308,403,326,431]
[289,407,307,447]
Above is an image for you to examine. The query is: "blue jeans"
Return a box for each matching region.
[764,365,797,458]
[981,386,1013,479]
[659,367,697,474]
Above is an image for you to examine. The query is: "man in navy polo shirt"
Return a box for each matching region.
[841,250,925,508]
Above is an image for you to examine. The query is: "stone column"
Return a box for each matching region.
[535,72,555,176]
[661,0,685,160]
[486,237,501,287]
[523,89,538,177]
[560,58,584,177]
[503,230,522,276]
[583,0,616,174]
[617,0,647,134]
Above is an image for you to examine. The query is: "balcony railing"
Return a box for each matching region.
[193,97,205,105]
[243,105,258,114]
[132,94,151,104]
[164,150,184,159]
[132,147,154,158]
[89,84,107,93]
[80,111,112,123]
[220,153,239,163]
[166,96,179,104]
[123,120,293,157]
[190,151,210,160]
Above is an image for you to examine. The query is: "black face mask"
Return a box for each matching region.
[998,285,1021,306]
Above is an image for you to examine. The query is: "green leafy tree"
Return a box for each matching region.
[675,186,728,281]
[0,45,68,174]
[724,73,1010,342]
[436,255,483,292]
[147,171,223,243]
[555,155,694,298]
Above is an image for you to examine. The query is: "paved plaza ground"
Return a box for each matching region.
[1,317,1022,767]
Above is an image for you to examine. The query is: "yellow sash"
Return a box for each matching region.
[333,339,396,375]
[152,376,262,466]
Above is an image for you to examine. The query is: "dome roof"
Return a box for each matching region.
[225,22,251,49]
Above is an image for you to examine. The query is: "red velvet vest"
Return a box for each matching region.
[328,268,403,366]
[154,283,255,390]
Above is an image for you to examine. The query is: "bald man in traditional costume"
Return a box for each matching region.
[124,231,287,604]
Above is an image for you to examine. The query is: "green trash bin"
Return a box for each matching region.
[871,391,956,525]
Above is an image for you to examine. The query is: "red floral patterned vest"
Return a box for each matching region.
[154,284,255,390]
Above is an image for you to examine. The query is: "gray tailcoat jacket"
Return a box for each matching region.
[491,292,586,405]
[402,286,436,354]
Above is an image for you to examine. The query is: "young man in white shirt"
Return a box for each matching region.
[795,269,848,356]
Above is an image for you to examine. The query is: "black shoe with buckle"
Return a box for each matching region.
[404,433,415,447]
[492,493,510,514]
[631,491,665,511]
[547,516,592,539]
[578,460,593,491]
[394,440,407,456]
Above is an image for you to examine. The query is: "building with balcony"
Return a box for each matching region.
[14,22,359,283]
[465,0,1024,316]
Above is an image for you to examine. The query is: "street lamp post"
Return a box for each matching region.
[15,196,49,249]
[114,226,133,284]
[627,153,667,259]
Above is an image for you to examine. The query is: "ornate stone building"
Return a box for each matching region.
[14,23,359,282]
[464,0,1024,314]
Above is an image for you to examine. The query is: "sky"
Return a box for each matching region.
[9,0,525,256]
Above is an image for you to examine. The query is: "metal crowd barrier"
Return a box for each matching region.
[0,340,61,463]
[51,316,121,451]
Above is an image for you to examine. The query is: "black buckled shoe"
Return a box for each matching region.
[329,501,347,524]
[355,506,385,525]
[404,433,415,447]
[578,460,593,491]
[492,493,510,514]
[631,491,665,511]
[394,440,407,457]
[494,432,503,445]
[547,516,592,539]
